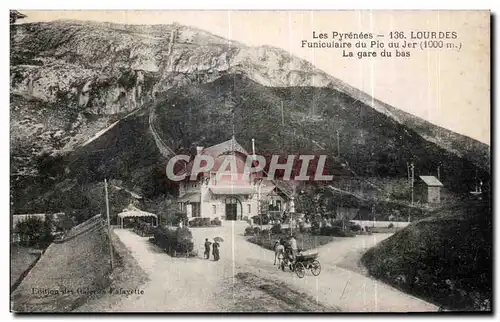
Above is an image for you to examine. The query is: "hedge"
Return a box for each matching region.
[133,220,155,237]
[152,226,194,256]
[189,217,222,227]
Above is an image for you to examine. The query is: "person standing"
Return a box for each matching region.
[289,235,298,262]
[204,238,212,259]
[275,240,285,269]
[212,240,220,261]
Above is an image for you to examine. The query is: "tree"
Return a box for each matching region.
[10,10,26,24]
[16,216,53,247]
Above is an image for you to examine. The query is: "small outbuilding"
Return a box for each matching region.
[415,175,443,204]
[117,205,158,229]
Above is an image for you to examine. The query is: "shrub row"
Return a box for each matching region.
[317,226,356,237]
[133,220,155,237]
[189,217,222,227]
[310,221,360,237]
[251,215,270,225]
[152,226,194,256]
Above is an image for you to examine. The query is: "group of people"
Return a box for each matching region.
[204,238,220,261]
[273,235,298,270]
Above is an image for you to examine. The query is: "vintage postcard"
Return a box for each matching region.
[9,10,491,313]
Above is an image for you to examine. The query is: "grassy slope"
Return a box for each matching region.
[73,230,149,312]
[11,216,112,312]
[361,198,492,311]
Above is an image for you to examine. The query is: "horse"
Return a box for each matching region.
[273,241,285,268]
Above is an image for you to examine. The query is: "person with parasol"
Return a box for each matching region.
[213,237,223,261]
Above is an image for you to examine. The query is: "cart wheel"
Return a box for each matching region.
[295,262,306,278]
[311,260,321,276]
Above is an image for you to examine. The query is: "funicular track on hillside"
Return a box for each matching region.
[53,214,105,244]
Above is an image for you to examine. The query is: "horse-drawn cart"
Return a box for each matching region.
[281,251,321,278]
[294,252,321,278]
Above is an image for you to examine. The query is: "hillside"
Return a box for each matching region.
[361,198,492,311]
[152,74,487,193]
[10,20,490,217]
[11,216,112,312]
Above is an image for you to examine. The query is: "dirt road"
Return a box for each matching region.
[105,223,437,312]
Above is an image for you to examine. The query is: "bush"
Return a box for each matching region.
[253,226,261,235]
[16,216,54,248]
[331,220,344,228]
[388,223,395,229]
[189,217,201,227]
[210,217,222,226]
[134,220,155,237]
[153,226,194,256]
[299,222,308,233]
[190,217,218,227]
[349,222,362,232]
[317,225,356,237]
[244,226,254,236]
[174,213,188,225]
[311,220,321,235]
[261,229,271,237]
[176,227,194,253]
[252,215,270,225]
[338,230,356,237]
[270,224,282,235]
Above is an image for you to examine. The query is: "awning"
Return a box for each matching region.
[210,187,257,195]
[117,209,157,219]
[419,176,443,187]
[178,192,201,203]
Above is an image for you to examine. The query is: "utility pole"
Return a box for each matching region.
[104,179,114,270]
[407,162,411,185]
[336,130,340,158]
[258,180,262,231]
[437,164,441,181]
[372,204,375,227]
[409,162,414,223]
[281,101,284,126]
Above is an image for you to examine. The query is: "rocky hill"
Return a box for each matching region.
[10,20,490,216]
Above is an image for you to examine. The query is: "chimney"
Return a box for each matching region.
[252,138,255,156]
[196,146,203,155]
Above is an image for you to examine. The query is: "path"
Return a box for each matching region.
[110,223,438,312]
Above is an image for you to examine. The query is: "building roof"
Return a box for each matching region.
[177,136,250,177]
[178,192,201,202]
[418,176,443,187]
[201,136,249,158]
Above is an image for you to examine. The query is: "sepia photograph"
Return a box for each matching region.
[8,9,491,313]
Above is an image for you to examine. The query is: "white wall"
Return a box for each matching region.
[351,220,410,228]
[199,192,258,220]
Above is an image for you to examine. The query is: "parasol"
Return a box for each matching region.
[214,236,224,242]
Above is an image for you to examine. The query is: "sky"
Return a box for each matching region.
[18,10,491,144]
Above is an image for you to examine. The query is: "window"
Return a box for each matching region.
[247,204,251,213]
[212,205,217,215]
[276,200,282,211]
[225,197,238,204]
